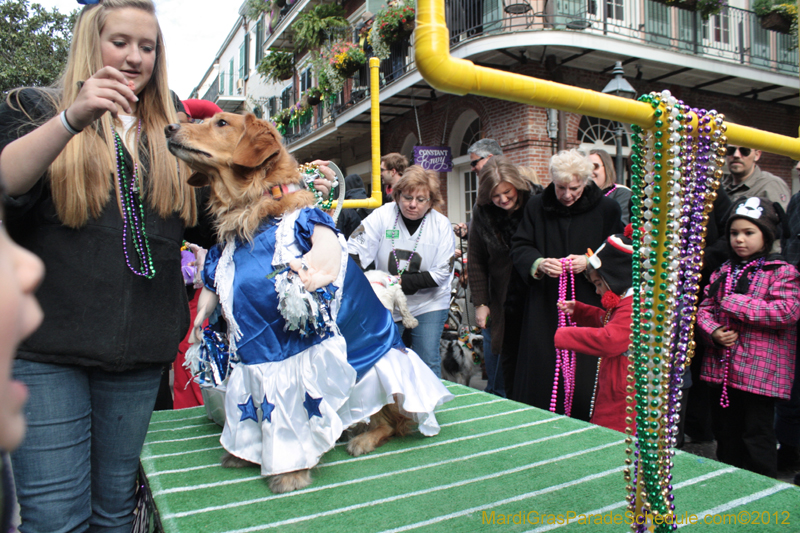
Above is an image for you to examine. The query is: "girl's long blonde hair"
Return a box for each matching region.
[9,0,196,228]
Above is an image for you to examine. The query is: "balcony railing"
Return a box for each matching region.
[447,0,798,74]
[265,0,303,41]
[281,0,796,147]
[202,75,220,103]
[283,43,415,146]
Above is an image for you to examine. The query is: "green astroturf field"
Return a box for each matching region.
[140,383,800,532]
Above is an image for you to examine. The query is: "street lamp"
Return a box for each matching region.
[601,61,637,184]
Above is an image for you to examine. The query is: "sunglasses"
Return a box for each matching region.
[470,157,485,169]
[726,146,752,157]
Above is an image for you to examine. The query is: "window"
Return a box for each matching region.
[459,117,481,223]
[300,68,312,92]
[219,71,225,94]
[464,170,478,223]
[702,11,729,44]
[577,115,625,146]
[606,0,623,21]
[459,118,481,156]
[228,59,234,95]
[268,96,278,117]
[253,106,262,118]
[280,84,293,110]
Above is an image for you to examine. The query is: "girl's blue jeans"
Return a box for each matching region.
[11,359,161,533]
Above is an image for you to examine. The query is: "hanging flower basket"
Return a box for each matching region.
[760,10,793,32]
[329,41,366,78]
[651,0,724,18]
[652,0,697,9]
[275,109,291,125]
[304,87,322,106]
[753,0,798,36]
[374,1,416,45]
[257,50,295,83]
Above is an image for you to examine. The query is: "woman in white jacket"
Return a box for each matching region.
[348,165,455,377]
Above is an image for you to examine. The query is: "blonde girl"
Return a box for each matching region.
[0,1,197,529]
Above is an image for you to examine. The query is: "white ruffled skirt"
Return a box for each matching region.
[220,335,453,476]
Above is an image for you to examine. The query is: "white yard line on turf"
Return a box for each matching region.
[147,422,218,434]
[680,484,794,529]
[377,466,626,533]
[141,446,221,460]
[146,462,220,476]
[437,399,505,412]
[152,426,596,497]
[440,407,539,427]
[148,413,209,425]
[208,441,625,532]
[525,467,737,532]
[145,433,220,445]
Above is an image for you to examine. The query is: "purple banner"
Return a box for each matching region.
[414,146,453,172]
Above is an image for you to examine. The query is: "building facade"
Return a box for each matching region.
[190,0,800,223]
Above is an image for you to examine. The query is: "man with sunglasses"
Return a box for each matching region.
[722,144,790,210]
[468,138,503,174]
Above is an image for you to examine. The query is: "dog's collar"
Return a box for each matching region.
[266,182,304,200]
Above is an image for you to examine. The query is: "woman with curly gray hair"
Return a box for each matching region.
[508,149,623,418]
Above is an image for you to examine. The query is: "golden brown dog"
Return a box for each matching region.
[166,113,413,494]
[165,113,314,244]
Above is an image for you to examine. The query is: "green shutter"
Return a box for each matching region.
[256,20,263,63]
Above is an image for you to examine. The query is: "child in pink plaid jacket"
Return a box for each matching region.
[697,196,800,478]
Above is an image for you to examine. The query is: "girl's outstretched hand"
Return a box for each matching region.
[711,326,738,347]
[557,300,576,315]
[66,66,139,129]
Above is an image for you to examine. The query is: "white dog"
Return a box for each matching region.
[364,270,419,329]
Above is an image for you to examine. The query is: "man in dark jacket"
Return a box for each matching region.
[337,174,372,240]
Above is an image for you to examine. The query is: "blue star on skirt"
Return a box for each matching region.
[303,392,323,419]
[261,395,275,423]
[238,396,259,423]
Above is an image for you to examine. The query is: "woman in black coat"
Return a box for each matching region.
[468,156,532,397]
[509,149,623,421]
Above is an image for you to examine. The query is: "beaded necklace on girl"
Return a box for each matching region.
[717,257,765,407]
[113,117,156,279]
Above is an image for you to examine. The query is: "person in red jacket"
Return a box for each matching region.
[171,99,222,409]
[554,227,634,433]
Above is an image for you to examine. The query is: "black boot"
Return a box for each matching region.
[777,444,800,472]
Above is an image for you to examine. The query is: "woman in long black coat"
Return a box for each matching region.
[509,149,623,421]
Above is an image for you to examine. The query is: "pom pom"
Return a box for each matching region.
[624,223,633,240]
[601,290,621,310]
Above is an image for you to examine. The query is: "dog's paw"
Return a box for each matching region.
[347,433,378,457]
[221,452,258,469]
[402,316,419,329]
[269,470,312,494]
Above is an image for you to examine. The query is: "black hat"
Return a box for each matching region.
[726,196,780,245]
[588,228,634,296]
